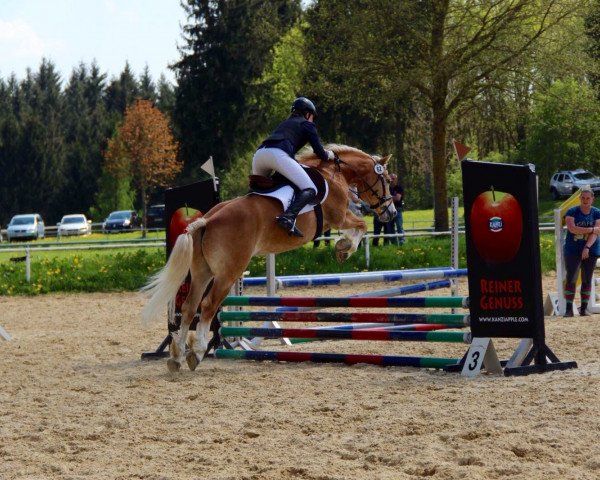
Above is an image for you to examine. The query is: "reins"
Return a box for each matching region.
[331,152,393,213]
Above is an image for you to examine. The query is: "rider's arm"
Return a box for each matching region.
[302,121,330,162]
[565,216,600,235]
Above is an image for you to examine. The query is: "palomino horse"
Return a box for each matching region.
[141,144,396,372]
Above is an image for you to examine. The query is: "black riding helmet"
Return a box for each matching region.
[291,97,317,117]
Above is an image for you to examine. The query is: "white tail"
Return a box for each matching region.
[140,220,206,326]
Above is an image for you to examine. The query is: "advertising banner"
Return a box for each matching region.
[461,160,544,340]
[165,179,220,329]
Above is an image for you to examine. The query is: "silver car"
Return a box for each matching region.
[550,169,600,199]
[57,214,92,237]
[6,214,45,241]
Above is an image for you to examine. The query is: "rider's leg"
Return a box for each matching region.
[276,188,317,237]
[252,148,317,237]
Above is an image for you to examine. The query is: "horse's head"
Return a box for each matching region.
[328,145,397,223]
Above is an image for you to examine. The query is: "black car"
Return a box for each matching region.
[102,210,141,233]
[146,204,165,229]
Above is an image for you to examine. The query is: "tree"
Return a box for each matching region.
[138,66,158,103]
[104,99,182,235]
[105,62,139,118]
[525,79,600,190]
[17,59,66,220]
[62,63,113,217]
[304,0,586,230]
[173,0,301,179]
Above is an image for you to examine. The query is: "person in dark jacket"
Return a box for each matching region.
[253,97,334,237]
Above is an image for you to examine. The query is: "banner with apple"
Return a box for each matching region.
[462,160,543,340]
[165,178,220,331]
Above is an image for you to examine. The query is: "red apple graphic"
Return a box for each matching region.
[168,206,203,248]
[470,188,523,264]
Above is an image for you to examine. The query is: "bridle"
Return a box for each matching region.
[332,152,394,214]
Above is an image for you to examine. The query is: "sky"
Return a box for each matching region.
[0,0,187,85]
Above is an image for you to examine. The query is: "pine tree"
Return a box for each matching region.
[173,0,301,178]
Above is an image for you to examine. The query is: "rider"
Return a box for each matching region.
[252,97,334,237]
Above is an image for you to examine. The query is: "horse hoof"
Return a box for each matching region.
[335,239,351,263]
[335,238,352,252]
[186,351,201,371]
[166,359,181,372]
[335,251,349,264]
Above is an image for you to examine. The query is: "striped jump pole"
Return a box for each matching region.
[286,323,462,344]
[354,279,451,298]
[218,310,469,326]
[242,267,467,288]
[273,279,453,313]
[215,348,461,369]
[222,296,468,309]
[220,326,471,343]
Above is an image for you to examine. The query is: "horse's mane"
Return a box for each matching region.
[297,144,369,163]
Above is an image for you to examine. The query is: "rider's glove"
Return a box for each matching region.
[327,150,335,161]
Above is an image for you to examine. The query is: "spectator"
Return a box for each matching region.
[372,215,393,246]
[348,185,364,217]
[389,173,405,245]
[563,187,600,316]
[313,229,331,248]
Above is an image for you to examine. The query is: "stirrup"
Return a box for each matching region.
[276,215,304,237]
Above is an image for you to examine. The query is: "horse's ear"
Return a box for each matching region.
[379,154,392,165]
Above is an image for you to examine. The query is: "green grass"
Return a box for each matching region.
[0,229,559,296]
[2,197,569,296]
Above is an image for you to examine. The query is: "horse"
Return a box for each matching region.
[141,144,396,372]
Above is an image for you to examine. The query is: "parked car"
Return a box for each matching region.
[146,204,165,229]
[550,169,600,199]
[6,213,45,241]
[57,214,92,237]
[102,210,141,233]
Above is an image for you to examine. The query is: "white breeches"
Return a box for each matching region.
[252,147,317,193]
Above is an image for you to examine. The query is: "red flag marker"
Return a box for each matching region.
[453,139,471,161]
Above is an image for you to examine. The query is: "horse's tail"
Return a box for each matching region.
[140,218,207,327]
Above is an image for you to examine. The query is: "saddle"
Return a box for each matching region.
[248,166,328,203]
[248,166,327,240]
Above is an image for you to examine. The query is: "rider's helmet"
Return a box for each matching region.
[291,97,317,117]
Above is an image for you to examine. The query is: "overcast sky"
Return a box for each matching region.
[0,0,187,85]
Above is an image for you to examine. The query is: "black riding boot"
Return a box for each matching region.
[564,303,574,317]
[276,188,317,237]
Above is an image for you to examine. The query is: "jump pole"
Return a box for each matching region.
[218,310,468,326]
[215,349,460,369]
[272,279,453,313]
[220,326,470,343]
[244,267,467,288]
[222,295,468,309]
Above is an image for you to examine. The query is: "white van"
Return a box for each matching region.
[6,214,45,241]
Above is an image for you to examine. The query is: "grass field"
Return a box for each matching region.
[0,197,572,295]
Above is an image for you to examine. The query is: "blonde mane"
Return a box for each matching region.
[297,144,370,163]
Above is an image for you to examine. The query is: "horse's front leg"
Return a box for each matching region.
[334,213,367,263]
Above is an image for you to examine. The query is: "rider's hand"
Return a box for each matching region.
[327,150,335,161]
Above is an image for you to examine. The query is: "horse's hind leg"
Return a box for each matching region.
[181,258,214,371]
[168,250,213,372]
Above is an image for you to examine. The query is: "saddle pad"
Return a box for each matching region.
[248,166,329,215]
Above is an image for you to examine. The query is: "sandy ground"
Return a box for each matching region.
[0,273,599,480]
